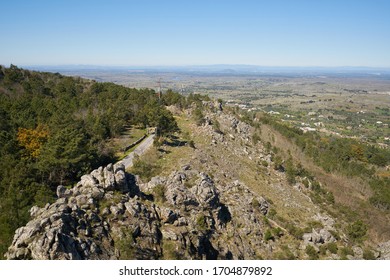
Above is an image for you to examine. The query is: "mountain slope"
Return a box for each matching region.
[6,100,390,259]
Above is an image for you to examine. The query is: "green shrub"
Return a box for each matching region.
[328,230,341,241]
[305,245,319,260]
[252,133,261,145]
[274,245,296,260]
[319,245,327,256]
[271,227,284,238]
[116,232,136,260]
[369,178,390,210]
[193,107,205,126]
[286,223,304,240]
[363,248,376,260]
[264,142,272,153]
[306,220,323,231]
[264,229,274,242]
[212,118,223,134]
[188,140,196,149]
[153,184,166,204]
[273,155,284,171]
[251,198,260,208]
[339,246,354,259]
[347,220,367,243]
[131,157,160,181]
[285,157,296,184]
[325,242,338,254]
[263,216,271,227]
[196,215,208,231]
[267,208,277,219]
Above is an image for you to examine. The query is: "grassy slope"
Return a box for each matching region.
[130,104,389,259]
[258,123,390,243]
[132,109,344,258]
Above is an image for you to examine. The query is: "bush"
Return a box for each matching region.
[328,230,341,241]
[305,245,319,260]
[264,142,272,153]
[272,155,284,172]
[263,216,271,227]
[339,246,354,259]
[264,229,274,242]
[274,245,295,260]
[272,227,284,238]
[251,198,260,208]
[325,242,338,254]
[267,208,277,219]
[153,136,164,148]
[196,215,208,231]
[116,232,136,260]
[193,107,205,126]
[212,118,223,134]
[363,248,376,260]
[285,157,296,184]
[153,184,166,204]
[319,245,327,256]
[285,223,304,240]
[252,133,261,145]
[131,156,160,181]
[369,178,390,210]
[188,140,196,149]
[347,220,367,243]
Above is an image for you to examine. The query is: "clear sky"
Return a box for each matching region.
[1,0,390,67]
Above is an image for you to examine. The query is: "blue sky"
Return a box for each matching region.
[1,0,390,67]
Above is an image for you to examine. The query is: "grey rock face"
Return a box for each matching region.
[6,163,271,260]
[80,174,98,188]
[257,197,269,215]
[378,241,390,260]
[103,164,116,190]
[114,167,128,192]
[5,163,138,260]
[193,173,219,209]
[303,229,335,245]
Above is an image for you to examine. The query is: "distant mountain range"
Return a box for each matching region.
[22,64,390,77]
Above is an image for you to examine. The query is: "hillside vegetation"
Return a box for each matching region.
[0,65,181,257]
[1,66,389,260]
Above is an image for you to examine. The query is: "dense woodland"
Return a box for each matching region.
[0,65,190,257]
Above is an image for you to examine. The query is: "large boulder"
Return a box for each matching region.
[192,173,219,209]
[114,163,128,192]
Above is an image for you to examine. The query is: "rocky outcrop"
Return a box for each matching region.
[302,213,336,249]
[378,241,390,260]
[5,163,134,260]
[303,229,336,245]
[6,163,270,260]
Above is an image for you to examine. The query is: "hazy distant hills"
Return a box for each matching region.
[24,64,390,77]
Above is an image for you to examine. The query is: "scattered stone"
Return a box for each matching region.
[378,241,390,260]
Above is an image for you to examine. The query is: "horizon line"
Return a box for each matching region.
[12,64,390,70]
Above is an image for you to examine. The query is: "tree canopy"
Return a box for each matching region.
[0,65,181,257]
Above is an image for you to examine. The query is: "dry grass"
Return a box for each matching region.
[132,108,390,245]
[108,126,146,159]
[259,123,390,242]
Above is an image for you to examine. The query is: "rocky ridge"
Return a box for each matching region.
[6,101,390,260]
[6,161,269,259]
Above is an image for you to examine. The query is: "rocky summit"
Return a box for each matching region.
[5,161,269,260]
